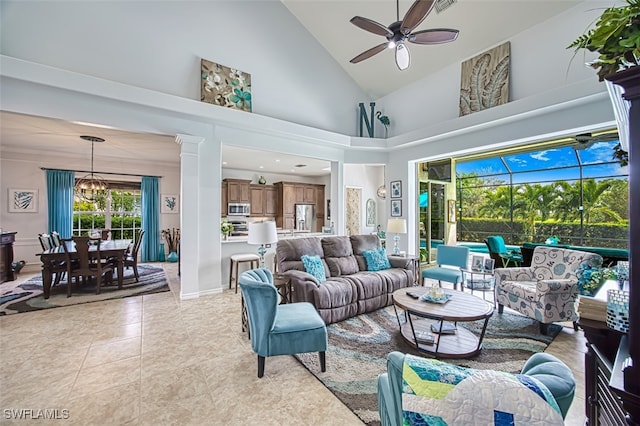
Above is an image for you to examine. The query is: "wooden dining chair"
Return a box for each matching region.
[39,232,67,286]
[124,230,144,282]
[62,236,114,297]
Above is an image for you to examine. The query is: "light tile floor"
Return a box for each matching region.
[0,264,586,425]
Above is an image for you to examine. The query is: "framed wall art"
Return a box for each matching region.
[200,58,252,112]
[161,194,179,214]
[447,199,457,223]
[365,198,376,227]
[390,180,402,198]
[391,200,402,217]
[8,188,38,213]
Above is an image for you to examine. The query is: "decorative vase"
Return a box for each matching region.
[258,176,266,185]
[222,233,229,241]
[167,251,179,262]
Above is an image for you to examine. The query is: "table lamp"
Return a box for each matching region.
[386,218,407,256]
[248,221,278,268]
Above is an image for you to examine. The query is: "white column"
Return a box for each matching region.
[330,160,344,235]
[176,134,203,299]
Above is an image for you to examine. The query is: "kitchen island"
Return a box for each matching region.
[220,231,331,288]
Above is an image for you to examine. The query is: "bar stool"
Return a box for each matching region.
[229,253,260,293]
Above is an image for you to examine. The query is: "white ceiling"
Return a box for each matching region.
[281,0,581,98]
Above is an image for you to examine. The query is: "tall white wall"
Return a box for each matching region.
[0,0,368,135]
[376,1,615,136]
[343,164,385,235]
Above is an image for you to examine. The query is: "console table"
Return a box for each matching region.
[0,232,17,284]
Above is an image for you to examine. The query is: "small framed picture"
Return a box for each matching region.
[484,258,495,273]
[391,199,402,217]
[8,188,38,213]
[447,199,456,223]
[471,255,484,272]
[161,194,179,213]
[390,181,402,198]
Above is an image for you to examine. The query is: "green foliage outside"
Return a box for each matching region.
[73,190,141,240]
[457,175,629,249]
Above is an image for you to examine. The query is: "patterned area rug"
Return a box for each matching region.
[0,264,170,315]
[296,305,562,426]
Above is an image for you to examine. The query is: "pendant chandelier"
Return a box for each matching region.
[75,135,108,203]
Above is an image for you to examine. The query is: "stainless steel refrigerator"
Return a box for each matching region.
[295,204,316,232]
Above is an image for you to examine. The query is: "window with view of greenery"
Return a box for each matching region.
[456,139,629,249]
[73,183,142,241]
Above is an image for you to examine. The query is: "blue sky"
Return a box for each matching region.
[456,141,628,184]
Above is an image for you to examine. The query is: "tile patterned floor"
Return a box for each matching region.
[0,263,586,425]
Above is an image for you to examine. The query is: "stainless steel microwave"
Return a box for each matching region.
[228,203,250,216]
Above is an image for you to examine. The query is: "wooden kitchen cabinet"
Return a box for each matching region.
[265,186,277,216]
[221,182,228,216]
[275,182,325,230]
[303,185,315,204]
[250,185,265,216]
[224,179,250,203]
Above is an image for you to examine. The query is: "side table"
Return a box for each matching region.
[241,274,292,339]
[461,268,496,306]
[389,254,420,286]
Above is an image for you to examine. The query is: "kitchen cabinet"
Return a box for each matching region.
[304,185,315,203]
[224,179,250,203]
[1,232,17,283]
[250,184,276,217]
[221,182,228,216]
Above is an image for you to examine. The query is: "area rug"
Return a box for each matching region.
[0,264,170,315]
[295,306,562,426]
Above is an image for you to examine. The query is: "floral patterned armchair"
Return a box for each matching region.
[494,246,603,334]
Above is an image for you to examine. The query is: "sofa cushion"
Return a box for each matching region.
[350,234,382,271]
[322,236,359,276]
[277,237,330,277]
[363,248,391,271]
[301,255,326,283]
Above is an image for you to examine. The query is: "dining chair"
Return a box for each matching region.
[421,245,470,290]
[38,233,54,251]
[239,268,327,378]
[124,230,144,282]
[50,231,62,247]
[39,232,68,286]
[62,236,114,297]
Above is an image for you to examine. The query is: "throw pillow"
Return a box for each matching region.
[363,248,391,271]
[301,255,326,283]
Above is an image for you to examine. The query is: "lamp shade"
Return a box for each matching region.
[248,221,278,245]
[387,218,407,234]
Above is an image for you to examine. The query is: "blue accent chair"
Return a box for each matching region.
[485,235,523,268]
[421,245,470,289]
[239,268,328,378]
[378,351,575,426]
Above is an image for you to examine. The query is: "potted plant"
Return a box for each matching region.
[220,220,234,240]
[567,0,640,82]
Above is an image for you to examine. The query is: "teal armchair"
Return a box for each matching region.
[239,268,328,378]
[485,235,523,268]
[421,245,469,289]
[378,351,575,426]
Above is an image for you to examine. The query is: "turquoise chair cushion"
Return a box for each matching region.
[363,248,392,271]
[422,267,463,284]
[520,352,576,418]
[301,254,327,283]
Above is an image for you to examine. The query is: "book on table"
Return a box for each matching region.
[431,321,457,334]
[415,331,436,345]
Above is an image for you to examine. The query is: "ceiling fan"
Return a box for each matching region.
[349,0,459,71]
[572,131,619,149]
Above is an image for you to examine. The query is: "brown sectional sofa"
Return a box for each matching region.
[276,234,414,324]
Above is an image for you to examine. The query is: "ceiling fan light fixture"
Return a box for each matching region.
[395,43,410,70]
[387,40,396,49]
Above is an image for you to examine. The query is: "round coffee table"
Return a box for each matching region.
[392,287,494,358]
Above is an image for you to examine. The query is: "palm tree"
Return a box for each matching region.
[581,178,622,223]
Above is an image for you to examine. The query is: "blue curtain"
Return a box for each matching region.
[45,169,75,238]
[141,176,161,262]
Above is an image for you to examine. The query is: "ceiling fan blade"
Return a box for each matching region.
[350,43,389,64]
[350,16,393,37]
[409,29,459,44]
[400,0,435,34]
[395,43,411,70]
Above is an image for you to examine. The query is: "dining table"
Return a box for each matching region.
[38,239,132,299]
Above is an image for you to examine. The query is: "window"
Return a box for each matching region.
[73,181,142,240]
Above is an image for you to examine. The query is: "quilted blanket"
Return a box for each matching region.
[401,354,563,425]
